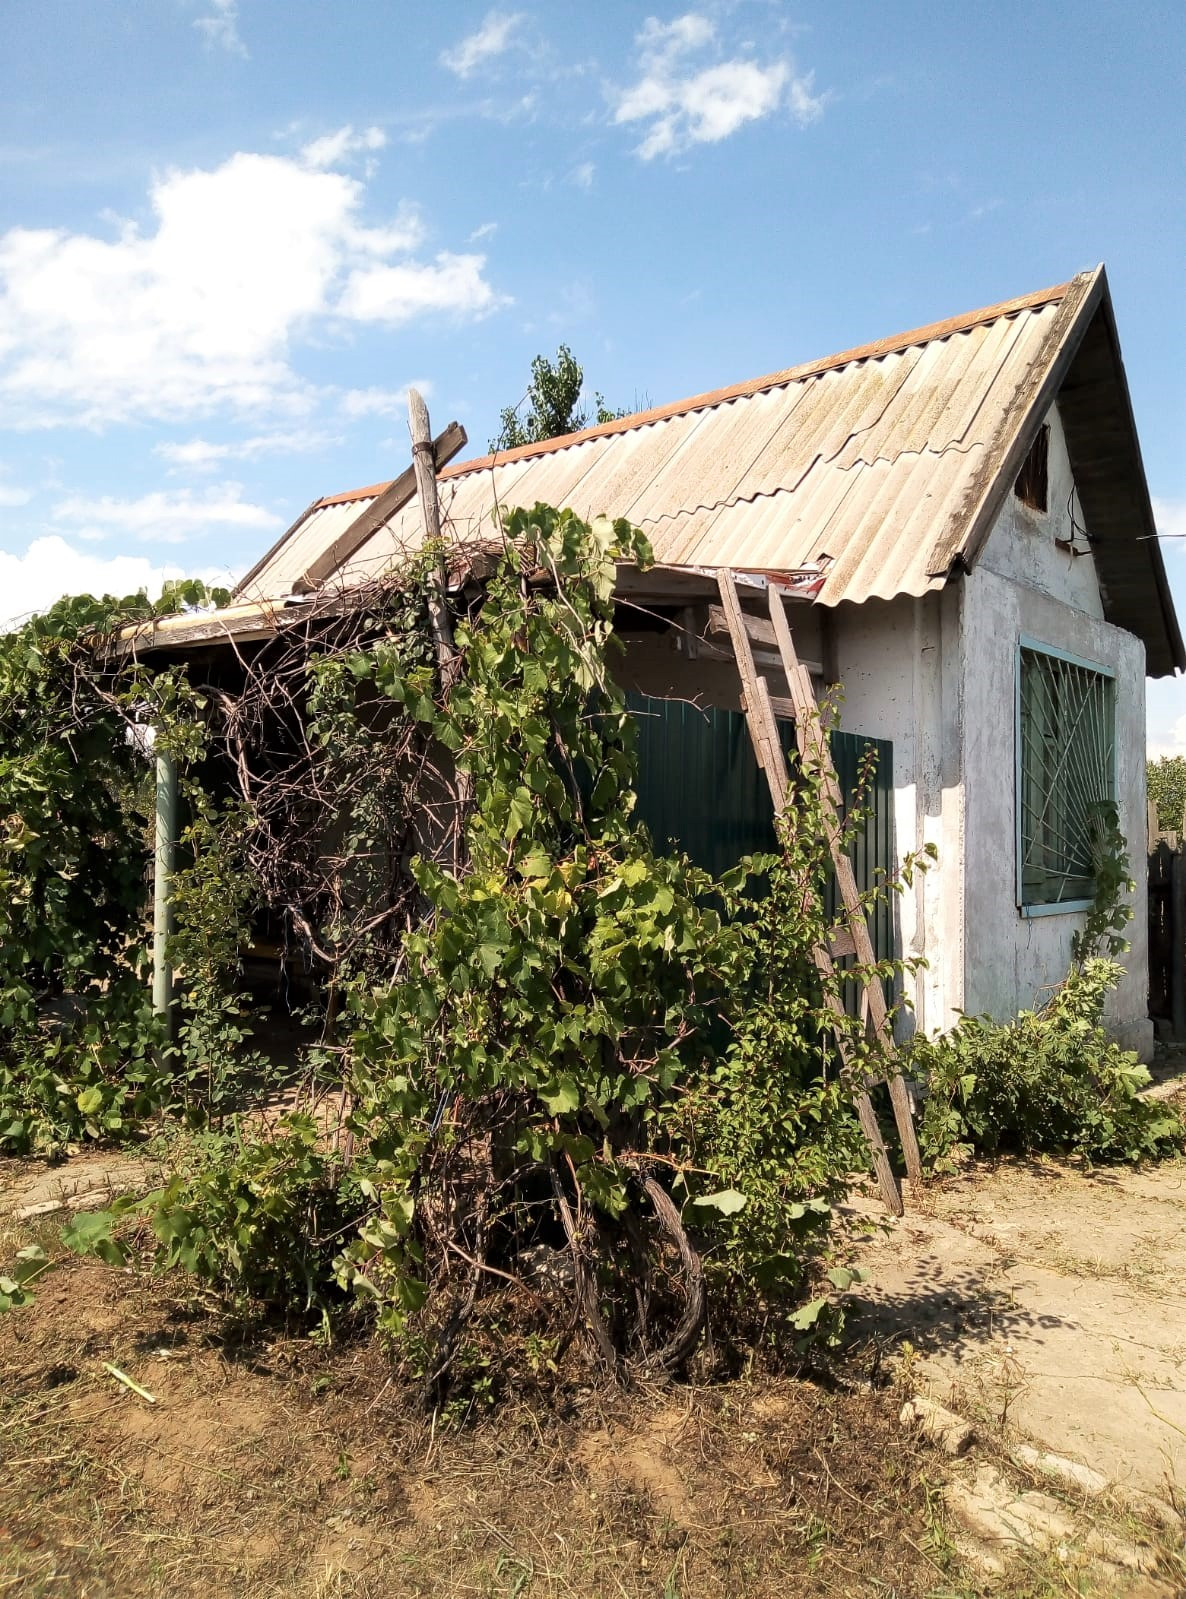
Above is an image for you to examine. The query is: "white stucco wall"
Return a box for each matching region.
[961,574,1150,1053]
[830,588,966,1038]
[963,402,1149,1051]
[829,400,1150,1053]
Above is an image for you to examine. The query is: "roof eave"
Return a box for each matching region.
[1084,276,1186,676]
[927,267,1105,582]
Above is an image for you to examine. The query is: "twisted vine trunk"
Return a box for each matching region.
[633,1173,706,1376]
[550,1164,618,1373]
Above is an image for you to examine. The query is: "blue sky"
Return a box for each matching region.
[1,1,1183,744]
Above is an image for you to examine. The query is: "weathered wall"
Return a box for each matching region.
[830,588,966,1037]
[962,571,1150,1053]
[962,401,1151,1054]
[978,403,1105,620]
[615,603,825,710]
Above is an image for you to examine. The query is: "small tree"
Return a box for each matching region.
[491,345,623,452]
[1148,755,1186,832]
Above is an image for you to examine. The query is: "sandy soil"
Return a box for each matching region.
[0,1252,944,1599]
[847,1155,1186,1504]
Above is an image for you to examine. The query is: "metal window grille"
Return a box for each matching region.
[1018,645,1115,907]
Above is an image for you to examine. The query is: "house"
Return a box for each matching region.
[135,265,1182,1055]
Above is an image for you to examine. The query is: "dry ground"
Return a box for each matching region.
[1,1150,1183,1599]
[0,1254,949,1599]
[846,1153,1186,1502]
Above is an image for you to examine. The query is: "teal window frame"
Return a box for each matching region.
[1015,636,1116,916]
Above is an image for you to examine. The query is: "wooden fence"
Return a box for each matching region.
[1149,836,1186,1036]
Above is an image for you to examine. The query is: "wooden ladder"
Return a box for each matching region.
[716,572,923,1215]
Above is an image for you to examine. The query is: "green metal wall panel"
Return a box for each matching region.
[627,692,896,965]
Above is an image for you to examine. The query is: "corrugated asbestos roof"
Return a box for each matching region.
[213,268,1184,673]
[239,276,1086,608]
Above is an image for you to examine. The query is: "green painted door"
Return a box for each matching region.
[627,692,896,966]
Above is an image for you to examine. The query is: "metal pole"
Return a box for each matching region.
[152,747,178,1029]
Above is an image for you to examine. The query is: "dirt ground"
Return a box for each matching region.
[0,1257,947,1599]
[1,1149,1184,1598]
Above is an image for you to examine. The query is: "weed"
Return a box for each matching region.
[913,960,1185,1168]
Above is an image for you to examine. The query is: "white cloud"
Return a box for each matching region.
[441,11,523,78]
[0,141,502,428]
[613,11,823,159]
[788,75,826,125]
[301,125,387,171]
[338,252,506,325]
[194,0,247,58]
[0,481,31,507]
[638,13,716,60]
[0,536,231,631]
[51,484,282,545]
[1149,712,1186,760]
[155,430,342,471]
[468,221,499,242]
[570,161,596,190]
[1153,496,1186,543]
[339,385,430,420]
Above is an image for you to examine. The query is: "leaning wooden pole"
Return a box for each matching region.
[151,743,178,1036]
[408,387,458,672]
[766,586,924,1189]
[407,388,472,858]
[716,572,903,1216]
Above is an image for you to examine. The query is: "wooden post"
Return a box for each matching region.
[408,388,458,672]
[152,745,178,1035]
[296,421,466,592]
[716,572,903,1216]
[408,389,472,859]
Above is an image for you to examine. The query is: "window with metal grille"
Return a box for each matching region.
[1018,642,1116,910]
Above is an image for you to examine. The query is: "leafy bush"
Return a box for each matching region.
[6,509,917,1384]
[1148,754,1186,833]
[690,818,889,1312]
[334,506,753,1362]
[0,592,175,1153]
[63,1115,366,1327]
[167,800,269,1122]
[914,959,1184,1166]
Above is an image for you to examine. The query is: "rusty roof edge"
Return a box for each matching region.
[923,267,1105,586]
[305,277,1076,513]
[317,479,402,510]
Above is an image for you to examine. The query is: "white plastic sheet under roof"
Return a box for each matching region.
[240,293,1071,608]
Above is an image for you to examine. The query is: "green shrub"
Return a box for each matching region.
[63,1115,367,1327]
[0,583,230,1155]
[688,791,901,1318]
[8,511,920,1380]
[1148,754,1186,833]
[913,959,1184,1166]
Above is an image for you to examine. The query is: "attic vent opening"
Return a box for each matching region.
[1014,424,1049,512]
